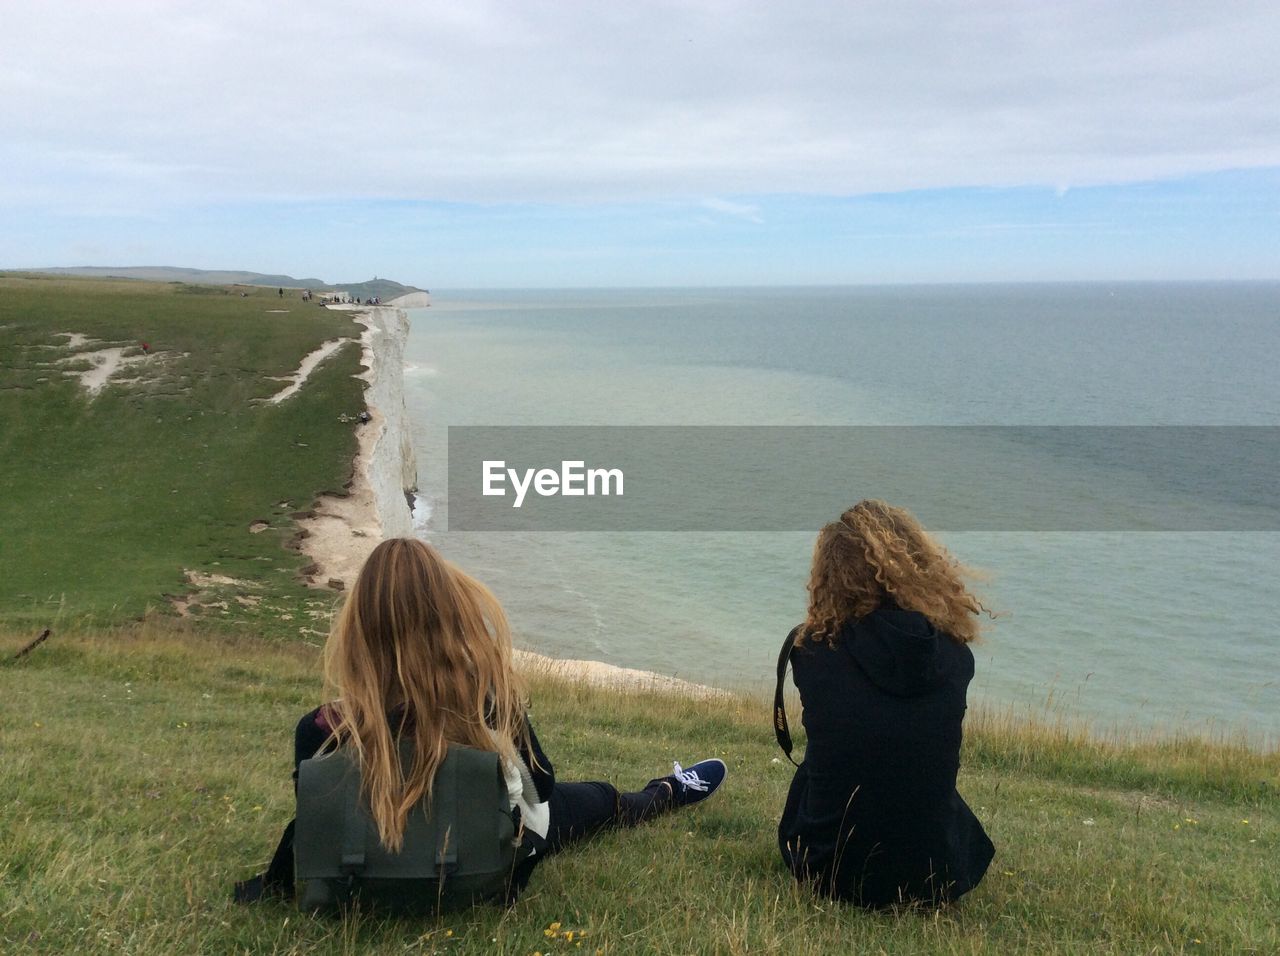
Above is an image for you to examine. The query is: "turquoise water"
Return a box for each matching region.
[402,285,1280,742]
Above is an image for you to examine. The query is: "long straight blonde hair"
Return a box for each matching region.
[322,537,530,851]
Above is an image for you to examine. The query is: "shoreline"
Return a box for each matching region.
[296,304,417,587]
[514,648,725,698]
[293,301,722,697]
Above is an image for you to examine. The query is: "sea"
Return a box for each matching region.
[399,284,1280,744]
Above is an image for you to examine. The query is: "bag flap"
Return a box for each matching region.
[295,741,515,881]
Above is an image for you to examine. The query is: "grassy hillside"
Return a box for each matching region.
[0,274,365,636]
[1,624,1276,955]
[24,267,328,288]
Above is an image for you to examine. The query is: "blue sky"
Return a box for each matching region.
[3,2,1278,288]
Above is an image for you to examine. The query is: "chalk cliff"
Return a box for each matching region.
[297,306,418,586]
[361,306,418,539]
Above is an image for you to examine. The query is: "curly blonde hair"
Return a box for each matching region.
[800,499,990,646]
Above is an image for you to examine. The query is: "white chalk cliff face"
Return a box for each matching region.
[362,307,418,538]
[387,291,431,309]
[297,306,418,586]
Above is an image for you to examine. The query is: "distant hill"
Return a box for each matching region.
[333,278,427,301]
[26,266,425,298]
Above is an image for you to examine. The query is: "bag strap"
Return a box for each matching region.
[340,771,366,875]
[774,626,801,767]
[432,748,460,872]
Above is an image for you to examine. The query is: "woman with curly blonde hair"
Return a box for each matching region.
[777,500,995,907]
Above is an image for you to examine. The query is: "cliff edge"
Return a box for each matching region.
[297,306,418,586]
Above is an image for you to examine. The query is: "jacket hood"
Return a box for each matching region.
[844,605,951,697]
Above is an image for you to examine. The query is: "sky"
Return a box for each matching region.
[3,1,1278,287]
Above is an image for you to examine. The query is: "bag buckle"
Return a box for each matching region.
[340,852,365,878]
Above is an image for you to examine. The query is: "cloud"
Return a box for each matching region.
[700,198,763,223]
[3,1,1279,212]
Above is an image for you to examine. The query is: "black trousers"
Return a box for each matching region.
[541,778,671,853]
[510,778,671,893]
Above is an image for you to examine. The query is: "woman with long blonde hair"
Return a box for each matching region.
[777,500,995,907]
[236,537,724,903]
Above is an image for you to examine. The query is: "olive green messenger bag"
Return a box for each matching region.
[293,741,532,912]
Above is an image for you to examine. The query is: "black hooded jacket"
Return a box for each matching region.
[777,605,994,907]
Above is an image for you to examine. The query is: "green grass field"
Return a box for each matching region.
[2,275,1276,954]
[2,625,1276,955]
[0,274,364,637]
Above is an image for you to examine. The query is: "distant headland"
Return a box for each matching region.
[23,265,425,302]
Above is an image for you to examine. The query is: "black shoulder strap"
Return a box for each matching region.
[773,627,801,767]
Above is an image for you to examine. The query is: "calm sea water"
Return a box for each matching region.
[401,284,1280,742]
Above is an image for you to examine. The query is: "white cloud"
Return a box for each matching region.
[700,198,763,222]
[4,0,1278,211]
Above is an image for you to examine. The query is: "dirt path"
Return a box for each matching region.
[263,339,349,404]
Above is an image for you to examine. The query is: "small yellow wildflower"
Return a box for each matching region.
[1172,824,1180,830]
[544,930,556,938]
[548,922,562,932]
[445,929,453,937]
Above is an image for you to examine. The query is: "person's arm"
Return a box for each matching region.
[293,704,338,789]
[519,713,555,801]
